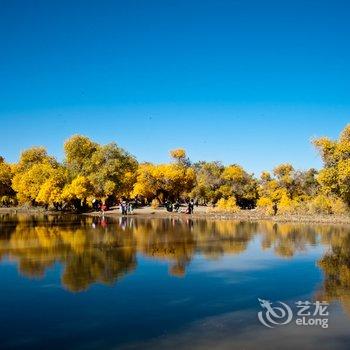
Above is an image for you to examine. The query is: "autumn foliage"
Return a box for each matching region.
[2,125,350,215]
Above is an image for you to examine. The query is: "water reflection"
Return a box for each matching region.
[317,232,350,316]
[1,214,350,305]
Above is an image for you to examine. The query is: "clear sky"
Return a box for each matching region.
[0,0,349,175]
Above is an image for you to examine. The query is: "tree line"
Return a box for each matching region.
[1,124,350,215]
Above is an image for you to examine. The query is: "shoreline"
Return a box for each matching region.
[1,206,350,225]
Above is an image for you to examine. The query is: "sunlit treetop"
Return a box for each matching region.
[16,147,57,173]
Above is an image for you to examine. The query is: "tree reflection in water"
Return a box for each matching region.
[1,214,350,311]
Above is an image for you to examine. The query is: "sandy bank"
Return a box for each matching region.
[2,206,350,225]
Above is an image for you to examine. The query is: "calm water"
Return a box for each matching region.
[1,214,350,349]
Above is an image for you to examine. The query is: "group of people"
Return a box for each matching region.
[120,200,133,215]
[165,199,195,214]
[92,198,195,216]
[92,198,134,215]
[92,198,108,212]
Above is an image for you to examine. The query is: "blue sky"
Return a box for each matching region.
[0,0,349,174]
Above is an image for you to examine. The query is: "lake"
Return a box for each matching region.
[0,213,350,349]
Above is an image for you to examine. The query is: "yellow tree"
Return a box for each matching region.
[86,142,138,199]
[191,161,225,204]
[12,161,58,204]
[160,163,196,199]
[61,175,93,210]
[11,147,60,205]
[273,164,294,189]
[64,135,98,177]
[257,163,320,215]
[314,124,350,206]
[132,149,195,202]
[132,163,159,200]
[64,136,137,201]
[14,147,57,173]
[36,167,68,209]
[132,163,196,202]
[0,156,15,205]
[220,164,258,208]
[170,148,190,166]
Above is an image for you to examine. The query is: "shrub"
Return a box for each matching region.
[0,196,17,207]
[307,195,348,215]
[308,195,333,214]
[278,194,306,214]
[216,196,239,212]
[257,196,274,215]
[151,198,160,209]
[330,198,348,215]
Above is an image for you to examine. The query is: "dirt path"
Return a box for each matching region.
[2,206,350,225]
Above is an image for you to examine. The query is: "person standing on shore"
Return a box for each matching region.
[121,200,127,215]
[128,202,133,214]
[190,199,194,214]
[187,199,194,214]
